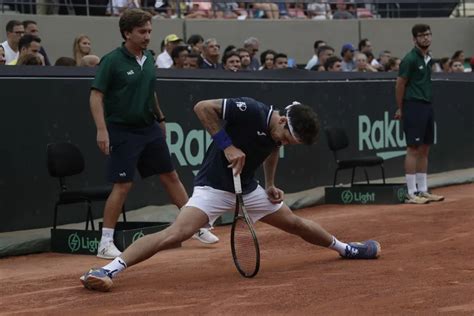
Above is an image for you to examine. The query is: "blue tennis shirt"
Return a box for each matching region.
[194,97,278,194]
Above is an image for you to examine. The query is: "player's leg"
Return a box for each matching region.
[139,124,219,244]
[80,206,209,292]
[259,204,380,259]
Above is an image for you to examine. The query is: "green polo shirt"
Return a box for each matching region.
[398,47,433,103]
[92,44,156,127]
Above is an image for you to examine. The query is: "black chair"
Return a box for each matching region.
[325,127,385,187]
[47,142,126,230]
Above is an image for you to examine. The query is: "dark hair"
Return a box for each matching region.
[313,40,325,50]
[22,20,37,29]
[274,53,288,61]
[171,45,189,63]
[6,20,22,33]
[438,57,450,67]
[236,48,249,56]
[119,9,152,40]
[260,49,276,65]
[324,56,342,70]
[187,34,204,46]
[187,52,200,59]
[317,45,334,58]
[18,35,41,51]
[222,51,240,66]
[358,38,369,52]
[411,24,431,37]
[54,56,77,66]
[365,51,374,61]
[279,104,320,145]
[385,57,400,71]
[17,53,42,65]
[451,50,463,60]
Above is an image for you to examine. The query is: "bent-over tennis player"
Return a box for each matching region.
[80,97,381,292]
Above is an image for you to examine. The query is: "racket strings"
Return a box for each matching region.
[233,218,258,275]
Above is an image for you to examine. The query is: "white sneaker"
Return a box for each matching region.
[192,228,219,244]
[405,193,429,204]
[97,240,122,259]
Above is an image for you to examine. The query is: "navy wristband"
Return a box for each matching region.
[212,129,232,150]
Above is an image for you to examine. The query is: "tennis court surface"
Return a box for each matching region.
[1,184,473,314]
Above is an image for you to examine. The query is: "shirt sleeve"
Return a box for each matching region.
[222,97,259,125]
[91,54,113,93]
[398,55,412,79]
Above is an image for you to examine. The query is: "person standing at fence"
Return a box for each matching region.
[395,24,444,204]
[89,9,218,260]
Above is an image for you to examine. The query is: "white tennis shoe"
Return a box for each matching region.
[192,228,219,244]
[97,240,122,259]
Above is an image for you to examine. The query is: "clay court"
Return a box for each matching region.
[1,184,473,315]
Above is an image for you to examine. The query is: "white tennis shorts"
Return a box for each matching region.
[185,185,284,226]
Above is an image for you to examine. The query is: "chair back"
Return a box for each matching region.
[47,142,85,178]
[325,127,349,152]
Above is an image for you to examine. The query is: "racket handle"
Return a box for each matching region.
[233,169,242,194]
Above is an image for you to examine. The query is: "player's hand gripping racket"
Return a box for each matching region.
[230,171,260,278]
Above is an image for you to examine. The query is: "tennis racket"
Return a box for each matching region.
[230,171,260,278]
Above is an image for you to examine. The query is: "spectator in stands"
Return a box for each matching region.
[359,38,382,69]
[274,53,288,69]
[237,48,252,71]
[186,2,212,19]
[310,45,334,71]
[385,57,401,72]
[307,0,331,20]
[187,34,204,54]
[449,60,464,73]
[259,49,276,70]
[73,34,92,66]
[451,50,464,63]
[106,0,132,16]
[54,56,77,66]
[200,38,220,69]
[353,52,377,72]
[184,52,199,69]
[170,45,189,69]
[340,43,356,72]
[433,57,450,73]
[23,20,50,66]
[358,38,373,55]
[377,50,392,69]
[222,51,241,72]
[222,45,236,59]
[156,34,183,68]
[305,40,326,70]
[7,35,41,65]
[0,45,5,65]
[252,2,279,19]
[324,56,342,72]
[17,53,42,65]
[243,37,260,71]
[80,55,101,67]
[333,0,355,19]
[1,20,24,64]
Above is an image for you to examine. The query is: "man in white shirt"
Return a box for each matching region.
[305,40,326,70]
[1,20,24,64]
[155,34,182,68]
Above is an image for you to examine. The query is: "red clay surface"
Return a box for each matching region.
[1,184,473,315]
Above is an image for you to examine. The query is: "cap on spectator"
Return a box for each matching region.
[341,43,356,56]
[165,34,182,45]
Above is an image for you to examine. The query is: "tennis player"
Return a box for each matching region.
[81,97,381,292]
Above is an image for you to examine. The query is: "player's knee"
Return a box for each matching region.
[113,182,133,195]
[159,171,180,184]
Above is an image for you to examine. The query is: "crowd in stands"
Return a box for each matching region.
[1,18,473,74]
